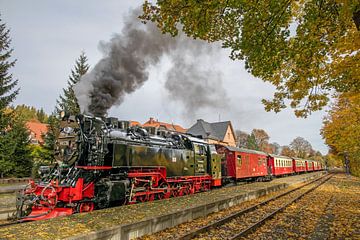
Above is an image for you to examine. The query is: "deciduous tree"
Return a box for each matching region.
[321,93,360,176]
[290,137,313,158]
[270,142,281,155]
[281,146,296,157]
[251,129,270,151]
[235,130,249,148]
[13,104,48,123]
[142,0,360,117]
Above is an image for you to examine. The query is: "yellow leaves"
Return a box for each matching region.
[321,93,360,176]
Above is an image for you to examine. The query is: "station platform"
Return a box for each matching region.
[0,172,325,240]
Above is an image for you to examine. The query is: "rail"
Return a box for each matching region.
[178,173,333,240]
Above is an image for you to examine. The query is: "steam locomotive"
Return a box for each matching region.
[14,113,323,221]
[14,113,222,221]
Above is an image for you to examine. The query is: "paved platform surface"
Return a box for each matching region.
[0,172,325,240]
[0,184,25,194]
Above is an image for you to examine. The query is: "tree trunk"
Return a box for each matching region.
[353,10,360,31]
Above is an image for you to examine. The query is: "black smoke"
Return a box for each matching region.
[74,8,228,117]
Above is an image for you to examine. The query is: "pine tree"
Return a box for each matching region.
[0,15,18,131]
[57,52,89,115]
[42,114,60,165]
[8,116,32,177]
[36,108,47,123]
[246,133,259,151]
[0,15,17,177]
[0,16,32,177]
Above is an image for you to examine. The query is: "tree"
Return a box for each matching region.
[246,133,259,151]
[0,16,32,177]
[321,92,360,176]
[235,130,249,148]
[0,14,18,130]
[8,116,32,177]
[13,104,48,123]
[270,142,281,155]
[42,114,60,165]
[325,152,343,168]
[251,129,270,151]
[290,137,313,158]
[280,146,296,158]
[36,108,47,123]
[57,52,89,115]
[142,1,360,117]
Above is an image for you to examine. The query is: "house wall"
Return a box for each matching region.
[223,126,236,147]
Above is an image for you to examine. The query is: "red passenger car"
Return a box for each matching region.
[293,158,307,173]
[219,146,269,181]
[268,154,294,176]
[306,160,315,172]
[313,160,322,171]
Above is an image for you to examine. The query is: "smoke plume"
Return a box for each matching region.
[74,8,228,117]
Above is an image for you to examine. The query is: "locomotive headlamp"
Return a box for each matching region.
[63,126,74,134]
[60,111,70,120]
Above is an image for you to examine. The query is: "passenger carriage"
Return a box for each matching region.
[306,160,315,172]
[268,154,294,176]
[218,146,269,181]
[293,157,307,173]
[313,160,322,171]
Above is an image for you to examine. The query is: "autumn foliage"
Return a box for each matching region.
[141,0,360,117]
[321,93,360,176]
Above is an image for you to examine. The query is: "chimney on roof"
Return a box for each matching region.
[149,117,154,123]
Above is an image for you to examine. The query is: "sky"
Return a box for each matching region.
[1,0,329,153]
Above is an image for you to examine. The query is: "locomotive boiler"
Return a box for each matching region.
[14,113,222,221]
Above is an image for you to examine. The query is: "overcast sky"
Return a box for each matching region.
[1,0,329,153]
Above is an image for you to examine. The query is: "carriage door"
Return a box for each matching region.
[267,156,273,175]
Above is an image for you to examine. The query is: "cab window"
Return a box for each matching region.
[194,144,200,154]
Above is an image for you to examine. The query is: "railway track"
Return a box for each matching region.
[0,220,23,228]
[178,173,333,240]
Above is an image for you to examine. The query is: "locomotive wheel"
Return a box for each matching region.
[183,184,192,195]
[157,182,170,200]
[137,194,148,202]
[78,202,94,213]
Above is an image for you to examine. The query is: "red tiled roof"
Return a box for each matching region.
[129,121,141,127]
[26,121,48,144]
[143,118,187,133]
